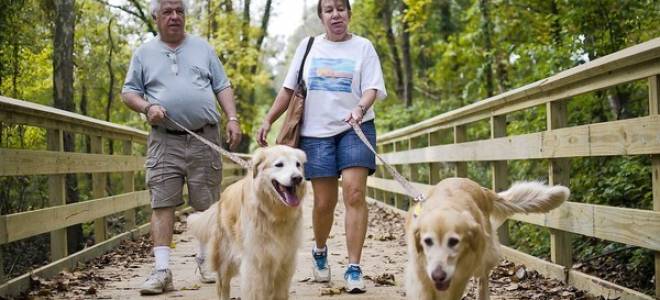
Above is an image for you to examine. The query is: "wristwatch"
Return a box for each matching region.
[228,116,239,123]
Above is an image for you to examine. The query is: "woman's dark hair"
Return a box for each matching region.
[317,0,351,18]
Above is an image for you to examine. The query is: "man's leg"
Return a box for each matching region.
[140,130,185,295]
[186,124,222,283]
[151,207,176,268]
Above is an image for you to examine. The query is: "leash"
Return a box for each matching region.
[163,115,252,169]
[161,116,424,204]
[349,122,426,203]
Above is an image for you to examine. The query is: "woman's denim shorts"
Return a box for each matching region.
[299,120,377,180]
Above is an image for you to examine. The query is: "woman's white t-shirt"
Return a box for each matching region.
[283,34,387,138]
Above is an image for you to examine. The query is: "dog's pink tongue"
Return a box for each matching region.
[283,189,300,207]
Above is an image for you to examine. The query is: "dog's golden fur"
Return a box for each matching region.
[405,178,569,300]
[187,145,307,300]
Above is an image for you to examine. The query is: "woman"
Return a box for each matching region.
[256,0,386,293]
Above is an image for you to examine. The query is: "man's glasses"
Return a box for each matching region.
[166,52,178,75]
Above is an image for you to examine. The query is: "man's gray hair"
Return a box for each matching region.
[150,0,188,18]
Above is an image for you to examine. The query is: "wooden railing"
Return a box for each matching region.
[368,37,660,300]
[0,97,246,297]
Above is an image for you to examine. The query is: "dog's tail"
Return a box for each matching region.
[491,181,569,228]
[186,203,219,245]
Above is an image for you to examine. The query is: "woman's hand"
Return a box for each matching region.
[256,121,271,147]
[344,106,364,125]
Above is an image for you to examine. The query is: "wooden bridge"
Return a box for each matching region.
[1,38,660,299]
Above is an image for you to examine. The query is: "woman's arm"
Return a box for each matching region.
[344,89,377,124]
[256,87,295,146]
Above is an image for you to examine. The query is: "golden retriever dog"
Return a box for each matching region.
[405,177,569,300]
[187,145,307,300]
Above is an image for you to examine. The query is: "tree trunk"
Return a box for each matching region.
[438,0,454,41]
[400,1,413,107]
[12,39,19,98]
[381,0,404,99]
[54,0,83,253]
[242,0,250,48]
[479,0,495,98]
[223,0,233,13]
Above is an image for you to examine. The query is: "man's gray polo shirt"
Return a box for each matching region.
[122,35,231,130]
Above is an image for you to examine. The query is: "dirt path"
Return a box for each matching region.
[26,187,587,300]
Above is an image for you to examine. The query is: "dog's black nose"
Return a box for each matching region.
[292,175,303,185]
[431,268,447,283]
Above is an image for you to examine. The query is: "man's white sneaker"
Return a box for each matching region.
[195,256,217,284]
[139,269,174,295]
[312,248,331,282]
[344,265,366,293]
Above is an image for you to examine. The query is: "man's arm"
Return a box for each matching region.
[216,87,242,150]
[121,92,166,125]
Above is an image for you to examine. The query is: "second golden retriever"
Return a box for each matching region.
[187,145,307,300]
[405,177,569,300]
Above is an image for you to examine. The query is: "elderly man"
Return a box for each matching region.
[121,0,241,295]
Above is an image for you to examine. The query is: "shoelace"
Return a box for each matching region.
[345,266,361,280]
[313,251,328,269]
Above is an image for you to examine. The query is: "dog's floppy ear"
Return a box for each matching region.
[251,147,267,178]
[413,227,423,253]
[294,148,307,164]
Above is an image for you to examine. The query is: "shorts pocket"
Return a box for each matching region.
[145,135,166,186]
[206,150,222,187]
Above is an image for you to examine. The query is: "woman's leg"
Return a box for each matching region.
[312,177,339,249]
[340,167,369,264]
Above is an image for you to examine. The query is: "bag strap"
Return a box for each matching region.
[296,37,315,85]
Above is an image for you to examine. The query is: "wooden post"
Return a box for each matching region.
[383,143,395,206]
[491,116,510,245]
[454,126,467,177]
[402,139,417,211]
[122,140,136,230]
[428,131,443,185]
[648,75,660,299]
[47,129,67,260]
[394,141,404,207]
[91,136,108,243]
[374,145,385,203]
[547,100,573,268]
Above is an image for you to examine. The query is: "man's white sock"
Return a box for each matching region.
[154,246,171,271]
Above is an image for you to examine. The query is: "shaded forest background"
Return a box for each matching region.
[1,0,659,295]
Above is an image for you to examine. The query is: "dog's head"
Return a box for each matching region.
[412,208,484,291]
[251,145,307,208]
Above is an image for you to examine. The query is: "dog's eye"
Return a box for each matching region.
[447,237,460,248]
[275,162,284,168]
[296,162,301,167]
[423,237,433,247]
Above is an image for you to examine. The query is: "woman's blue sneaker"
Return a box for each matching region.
[312,248,330,282]
[344,265,366,293]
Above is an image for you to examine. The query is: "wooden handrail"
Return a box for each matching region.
[0,96,148,142]
[379,37,660,144]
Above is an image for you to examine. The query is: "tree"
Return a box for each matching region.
[53,0,84,253]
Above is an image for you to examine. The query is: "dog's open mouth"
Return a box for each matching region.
[434,280,451,291]
[272,180,301,207]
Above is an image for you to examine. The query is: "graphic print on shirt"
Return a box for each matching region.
[308,58,355,93]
